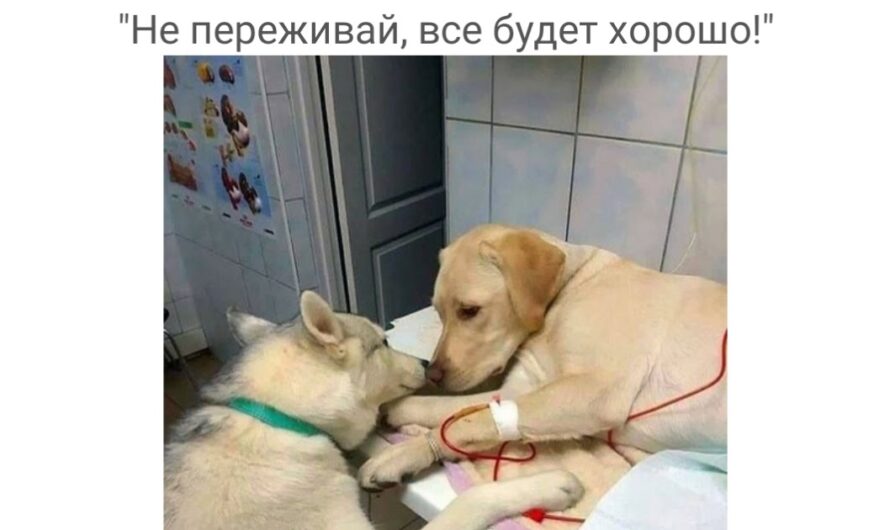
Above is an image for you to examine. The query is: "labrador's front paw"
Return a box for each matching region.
[383,397,438,429]
[398,424,431,437]
[358,436,435,491]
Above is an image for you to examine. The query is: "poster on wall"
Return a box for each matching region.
[189,56,276,238]
[163,57,214,212]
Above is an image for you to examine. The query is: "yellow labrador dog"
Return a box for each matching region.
[165,290,584,529]
[359,224,726,490]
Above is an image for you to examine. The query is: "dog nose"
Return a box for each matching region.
[420,359,430,368]
[426,360,445,384]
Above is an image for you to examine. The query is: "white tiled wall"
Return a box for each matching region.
[569,137,682,269]
[493,56,582,132]
[445,56,728,284]
[164,57,326,361]
[577,56,698,144]
[491,126,575,237]
[445,121,490,238]
[164,222,207,355]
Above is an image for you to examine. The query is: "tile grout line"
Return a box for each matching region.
[564,56,586,240]
[487,56,495,223]
[659,56,703,272]
[284,197,320,291]
[252,61,273,280]
[257,58,302,292]
[176,230,267,276]
[442,58,450,242]
[446,116,726,155]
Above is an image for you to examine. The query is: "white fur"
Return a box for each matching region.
[165,291,586,529]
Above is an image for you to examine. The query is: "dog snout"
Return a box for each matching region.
[420,359,429,369]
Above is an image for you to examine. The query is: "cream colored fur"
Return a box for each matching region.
[165,290,585,529]
[359,224,726,491]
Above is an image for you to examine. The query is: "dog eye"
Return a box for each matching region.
[457,305,480,320]
[382,338,389,347]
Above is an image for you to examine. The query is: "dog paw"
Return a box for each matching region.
[398,424,430,436]
[383,397,435,429]
[358,436,434,491]
[528,470,585,512]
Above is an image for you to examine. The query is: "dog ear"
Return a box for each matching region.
[479,230,565,333]
[227,308,275,346]
[300,291,345,353]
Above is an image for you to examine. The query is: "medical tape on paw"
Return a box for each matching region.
[488,399,521,441]
[425,431,443,462]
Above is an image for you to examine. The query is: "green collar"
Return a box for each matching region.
[228,397,329,439]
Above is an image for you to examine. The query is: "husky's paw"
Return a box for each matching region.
[358,436,434,491]
[383,397,438,429]
[521,470,585,512]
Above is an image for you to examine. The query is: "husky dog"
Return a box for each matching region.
[165,291,584,530]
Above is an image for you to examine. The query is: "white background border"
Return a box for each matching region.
[2,1,888,528]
